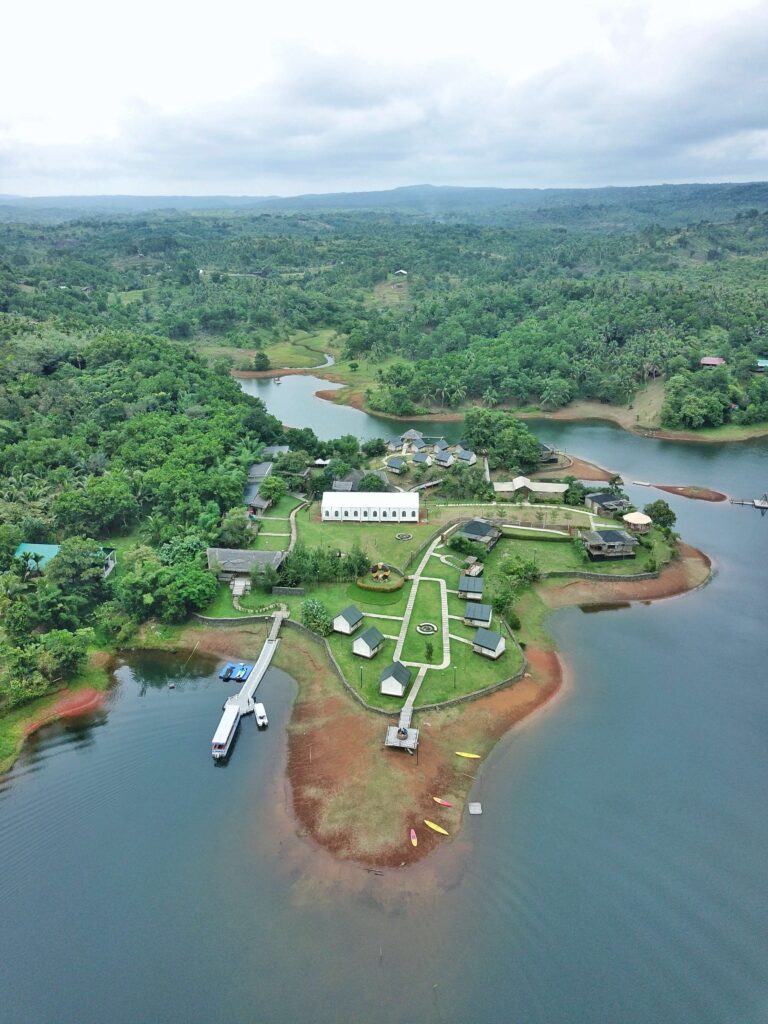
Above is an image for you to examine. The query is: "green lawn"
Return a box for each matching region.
[252,531,291,551]
[260,328,338,368]
[399,579,444,664]
[483,528,672,576]
[260,495,303,518]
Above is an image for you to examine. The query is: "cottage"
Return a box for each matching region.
[386,437,403,453]
[379,661,412,697]
[352,626,384,659]
[400,429,423,444]
[245,481,272,514]
[321,491,419,523]
[412,452,432,467]
[622,511,652,534]
[457,519,501,550]
[700,356,726,368]
[333,605,364,635]
[410,438,428,453]
[581,529,638,561]
[458,575,484,601]
[456,448,477,466]
[472,627,506,660]
[585,492,631,515]
[538,442,559,464]
[494,476,568,500]
[206,548,284,580]
[247,461,274,483]
[463,602,493,628]
[386,457,406,475]
[331,468,390,492]
[434,450,454,468]
[433,437,450,452]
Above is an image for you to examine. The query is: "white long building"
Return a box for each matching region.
[321,491,419,523]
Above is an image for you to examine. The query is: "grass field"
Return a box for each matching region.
[399,580,444,664]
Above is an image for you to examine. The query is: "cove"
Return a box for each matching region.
[1,396,767,1022]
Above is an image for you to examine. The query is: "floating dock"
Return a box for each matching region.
[730,492,768,510]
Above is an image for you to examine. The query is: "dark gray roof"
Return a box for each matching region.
[358,626,384,648]
[244,481,271,508]
[401,429,423,441]
[412,452,430,463]
[458,575,484,594]
[411,439,428,450]
[583,529,637,545]
[464,602,492,622]
[473,627,503,651]
[435,450,452,463]
[387,457,406,469]
[206,548,284,573]
[586,492,624,505]
[248,461,273,481]
[457,448,476,461]
[380,661,411,685]
[461,519,497,539]
[336,605,363,626]
[434,438,449,450]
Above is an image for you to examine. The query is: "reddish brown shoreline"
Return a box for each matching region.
[23,688,105,736]
[655,484,727,502]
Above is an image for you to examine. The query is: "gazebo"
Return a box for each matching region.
[622,511,652,534]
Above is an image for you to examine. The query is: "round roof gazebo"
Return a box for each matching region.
[622,511,652,533]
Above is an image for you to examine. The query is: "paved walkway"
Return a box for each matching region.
[393,537,451,669]
[401,665,428,713]
[364,612,405,621]
[483,455,491,483]
[449,633,473,646]
[260,532,290,537]
[286,499,308,553]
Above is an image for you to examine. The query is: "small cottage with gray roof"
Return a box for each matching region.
[463,602,493,628]
[457,519,501,550]
[434,450,454,467]
[580,529,638,561]
[353,626,385,659]
[386,457,406,474]
[472,627,506,660]
[412,451,432,467]
[456,448,477,466]
[333,605,364,635]
[379,661,412,697]
[458,575,484,601]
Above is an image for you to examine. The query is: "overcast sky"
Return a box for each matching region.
[2,0,767,195]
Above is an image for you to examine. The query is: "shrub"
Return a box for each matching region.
[301,598,331,636]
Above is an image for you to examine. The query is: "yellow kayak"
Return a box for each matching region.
[455,751,481,759]
[424,820,449,836]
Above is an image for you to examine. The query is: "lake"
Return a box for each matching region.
[1,379,767,1024]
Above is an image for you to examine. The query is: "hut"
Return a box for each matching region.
[622,511,652,534]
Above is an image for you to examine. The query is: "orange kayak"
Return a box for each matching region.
[424,820,449,836]
[433,797,452,807]
[410,828,418,847]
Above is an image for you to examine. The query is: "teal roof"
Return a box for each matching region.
[756,359,768,368]
[14,543,60,569]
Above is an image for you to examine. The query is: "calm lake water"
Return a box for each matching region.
[2,378,767,1024]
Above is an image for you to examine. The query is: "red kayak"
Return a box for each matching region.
[410,829,418,847]
[433,797,452,807]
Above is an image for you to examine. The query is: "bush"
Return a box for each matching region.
[506,609,521,631]
[301,598,331,636]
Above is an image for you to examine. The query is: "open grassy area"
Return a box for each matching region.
[259,495,302,519]
[252,531,291,551]
[399,579,444,664]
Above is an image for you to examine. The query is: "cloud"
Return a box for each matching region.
[2,3,768,193]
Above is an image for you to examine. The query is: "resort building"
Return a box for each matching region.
[206,548,285,580]
[700,356,726,368]
[472,628,506,660]
[245,461,274,515]
[353,626,385,659]
[379,661,412,697]
[585,492,632,515]
[333,606,364,635]
[494,476,568,500]
[400,429,423,444]
[456,519,502,550]
[622,511,652,534]
[321,491,420,523]
[463,602,493,628]
[434,450,454,468]
[580,529,638,561]
[538,442,559,464]
[456,447,477,466]
[386,457,406,474]
[458,575,484,601]
[331,468,390,492]
[433,438,450,452]
[412,452,432,467]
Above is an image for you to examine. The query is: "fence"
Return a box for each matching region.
[272,586,305,597]
[539,568,661,582]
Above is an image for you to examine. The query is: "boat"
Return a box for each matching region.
[424,820,449,836]
[211,703,240,759]
[433,797,452,807]
[274,377,282,385]
[254,702,268,728]
[219,662,235,681]
[455,751,481,759]
[410,829,418,847]
[234,662,249,681]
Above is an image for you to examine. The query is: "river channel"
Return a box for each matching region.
[1,374,767,1024]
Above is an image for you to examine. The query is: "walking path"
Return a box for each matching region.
[392,537,451,670]
[286,499,308,553]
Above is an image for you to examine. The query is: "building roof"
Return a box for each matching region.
[434,437,449,450]
[248,461,273,481]
[358,626,384,648]
[380,661,411,685]
[321,491,419,511]
[331,480,355,491]
[460,518,497,539]
[586,492,625,505]
[434,450,453,464]
[465,602,492,622]
[459,575,484,593]
[336,605,363,626]
[401,429,423,441]
[623,511,652,526]
[473,627,503,651]
[412,452,430,463]
[494,476,568,495]
[582,529,637,545]
[387,457,406,469]
[700,356,726,366]
[14,543,60,569]
[206,548,284,573]
[757,359,768,369]
[262,445,290,458]
[456,448,476,461]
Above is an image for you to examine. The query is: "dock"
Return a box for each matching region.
[730,492,768,511]
[384,667,427,752]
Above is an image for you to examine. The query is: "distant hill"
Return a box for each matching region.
[2,181,768,228]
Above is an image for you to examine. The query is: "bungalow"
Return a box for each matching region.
[321,491,419,523]
[458,574,484,601]
[412,452,432,467]
[434,450,454,468]
[494,476,568,500]
[247,461,274,484]
[386,457,406,475]
[538,442,559,464]
[456,448,477,466]
[394,269,408,276]
[400,429,423,444]
[472,627,506,660]
[206,547,284,580]
[333,605,364,635]
[463,602,493,628]
[700,356,726,368]
[332,468,390,492]
[622,511,652,534]
[410,438,428,453]
[433,437,450,452]
[352,626,384,659]
[245,481,272,515]
[379,661,412,697]
[585,492,631,515]
[457,519,501,550]
[386,437,404,453]
[581,529,638,561]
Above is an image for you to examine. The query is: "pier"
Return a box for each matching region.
[730,492,768,511]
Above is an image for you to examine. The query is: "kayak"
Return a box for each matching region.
[455,751,481,759]
[410,829,418,847]
[424,820,449,836]
[433,797,452,807]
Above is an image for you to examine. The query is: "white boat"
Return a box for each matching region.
[212,703,240,758]
[254,702,268,728]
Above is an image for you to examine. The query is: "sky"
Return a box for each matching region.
[1,0,767,196]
